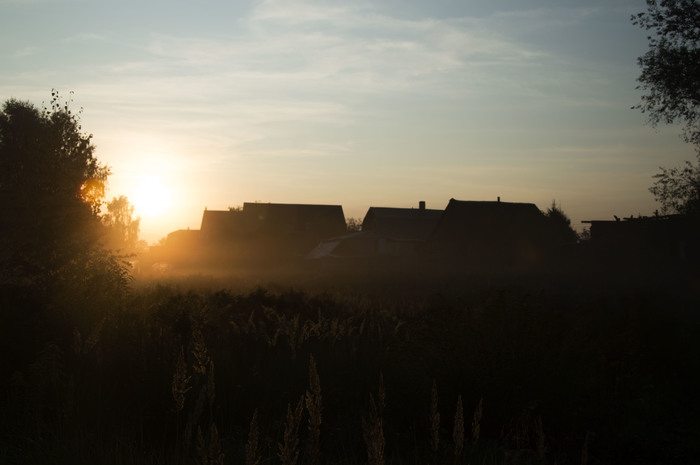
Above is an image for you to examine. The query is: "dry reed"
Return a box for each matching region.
[246,409,261,465]
[196,424,224,465]
[453,394,464,460]
[362,373,385,465]
[430,379,440,454]
[305,355,322,465]
[191,323,211,376]
[536,415,546,461]
[472,398,483,443]
[172,345,191,412]
[278,396,304,465]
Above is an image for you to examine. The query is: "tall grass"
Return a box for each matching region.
[2,268,700,464]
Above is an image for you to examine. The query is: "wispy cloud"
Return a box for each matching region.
[56,0,635,167]
[11,46,39,58]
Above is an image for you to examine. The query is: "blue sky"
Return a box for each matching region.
[2,0,695,243]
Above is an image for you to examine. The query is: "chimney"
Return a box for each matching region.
[419,200,426,210]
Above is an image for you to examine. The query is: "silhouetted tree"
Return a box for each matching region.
[0,92,117,287]
[346,217,362,232]
[632,0,700,149]
[102,195,143,254]
[544,201,578,247]
[633,1,700,219]
[649,160,700,216]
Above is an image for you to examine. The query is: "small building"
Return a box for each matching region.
[166,228,201,249]
[362,201,443,241]
[199,202,347,261]
[425,198,551,266]
[582,214,699,262]
[307,201,443,260]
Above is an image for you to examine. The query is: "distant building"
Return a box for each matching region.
[583,214,699,262]
[199,202,347,261]
[425,198,551,266]
[307,201,442,260]
[362,201,443,241]
[166,228,201,249]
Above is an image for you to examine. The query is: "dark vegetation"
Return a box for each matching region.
[2,263,700,465]
[633,0,700,216]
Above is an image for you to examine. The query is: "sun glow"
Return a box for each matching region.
[130,174,174,219]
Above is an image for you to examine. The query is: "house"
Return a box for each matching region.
[200,209,242,243]
[362,201,443,241]
[425,198,551,266]
[307,201,443,260]
[199,202,347,261]
[166,228,201,249]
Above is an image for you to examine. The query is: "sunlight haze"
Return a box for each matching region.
[2,0,695,243]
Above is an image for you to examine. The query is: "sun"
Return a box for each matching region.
[131,175,173,219]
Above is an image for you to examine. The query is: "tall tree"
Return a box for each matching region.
[632,0,700,148]
[102,195,142,254]
[649,160,700,215]
[544,201,578,246]
[633,1,700,216]
[0,92,111,284]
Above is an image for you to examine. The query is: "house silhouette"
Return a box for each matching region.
[425,198,551,266]
[307,201,442,260]
[199,202,347,262]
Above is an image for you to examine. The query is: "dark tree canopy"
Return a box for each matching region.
[102,195,143,254]
[649,160,700,215]
[544,201,579,247]
[346,217,362,233]
[632,0,700,148]
[0,92,113,285]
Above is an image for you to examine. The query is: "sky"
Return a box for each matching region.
[1,0,696,243]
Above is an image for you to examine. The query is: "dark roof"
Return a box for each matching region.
[165,229,201,249]
[200,202,347,242]
[167,229,200,241]
[200,209,244,240]
[241,202,346,236]
[427,199,548,261]
[362,207,443,240]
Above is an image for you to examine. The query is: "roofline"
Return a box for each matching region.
[447,198,539,208]
[242,202,344,208]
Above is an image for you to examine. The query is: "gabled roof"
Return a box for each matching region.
[241,202,346,235]
[165,229,201,249]
[362,206,443,240]
[200,202,347,243]
[434,198,543,229]
[427,199,548,261]
[200,209,245,240]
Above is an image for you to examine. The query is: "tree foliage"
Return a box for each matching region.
[102,195,143,254]
[649,160,700,215]
[346,217,362,233]
[632,0,700,148]
[544,201,579,247]
[0,92,119,286]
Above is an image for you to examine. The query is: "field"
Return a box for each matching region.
[1,260,699,465]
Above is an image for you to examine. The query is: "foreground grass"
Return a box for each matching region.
[1,263,699,464]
